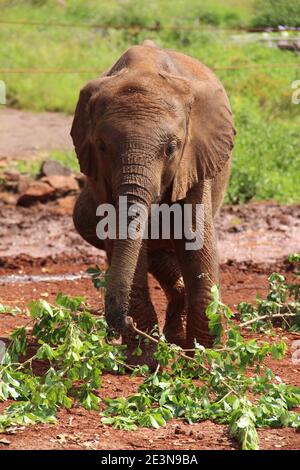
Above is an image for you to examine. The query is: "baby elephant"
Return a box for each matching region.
[71,41,235,367]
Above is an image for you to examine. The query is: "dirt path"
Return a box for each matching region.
[0,108,73,160]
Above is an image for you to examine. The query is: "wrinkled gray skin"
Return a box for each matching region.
[71,41,235,368]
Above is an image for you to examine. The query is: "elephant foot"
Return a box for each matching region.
[123,338,158,372]
[163,323,186,349]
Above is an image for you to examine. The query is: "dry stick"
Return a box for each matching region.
[238,312,297,329]
[128,309,299,392]
[128,318,238,396]
[130,310,298,355]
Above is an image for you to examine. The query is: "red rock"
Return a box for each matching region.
[3,171,20,182]
[41,175,79,193]
[55,195,76,215]
[17,175,32,193]
[17,181,55,206]
[41,159,71,177]
[0,192,17,205]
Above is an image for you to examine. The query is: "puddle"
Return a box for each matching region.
[0,273,88,285]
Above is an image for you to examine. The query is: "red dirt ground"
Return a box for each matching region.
[0,199,299,450]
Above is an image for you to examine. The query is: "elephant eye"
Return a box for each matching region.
[165,140,178,158]
[98,140,107,153]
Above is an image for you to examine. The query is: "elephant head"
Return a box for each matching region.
[71,51,234,335]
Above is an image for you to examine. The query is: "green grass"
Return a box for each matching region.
[1,150,79,177]
[0,0,299,203]
[49,149,79,172]
[252,0,300,27]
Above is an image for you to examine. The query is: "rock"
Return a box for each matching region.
[41,159,72,177]
[0,192,17,205]
[41,175,79,194]
[17,175,32,193]
[17,174,79,206]
[0,172,33,193]
[3,171,20,182]
[278,40,297,51]
[17,181,56,206]
[54,195,76,215]
[0,171,20,192]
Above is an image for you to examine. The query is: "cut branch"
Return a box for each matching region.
[127,317,238,396]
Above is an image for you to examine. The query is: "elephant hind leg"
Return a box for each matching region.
[73,184,105,251]
[149,250,186,349]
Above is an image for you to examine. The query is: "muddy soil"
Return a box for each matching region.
[0,199,299,265]
[0,196,299,450]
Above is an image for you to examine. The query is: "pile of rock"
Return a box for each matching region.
[0,160,83,207]
[277,39,300,52]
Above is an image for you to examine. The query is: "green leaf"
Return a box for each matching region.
[132,346,143,357]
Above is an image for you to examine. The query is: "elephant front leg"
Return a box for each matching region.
[174,219,218,350]
[122,242,159,370]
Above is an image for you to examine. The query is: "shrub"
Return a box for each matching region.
[252,0,300,28]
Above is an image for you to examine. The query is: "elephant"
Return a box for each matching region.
[71,41,235,368]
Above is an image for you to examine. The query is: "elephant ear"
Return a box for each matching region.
[70,79,102,178]
[172,77,235,201]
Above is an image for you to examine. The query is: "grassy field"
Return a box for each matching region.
[0,0,300,203]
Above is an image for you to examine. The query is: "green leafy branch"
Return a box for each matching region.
[0,293,125,431]
[0,260,300,450]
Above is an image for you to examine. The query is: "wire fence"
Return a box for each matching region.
[0,64,299,74]
[0,18,299,75]
[1,18,300,32]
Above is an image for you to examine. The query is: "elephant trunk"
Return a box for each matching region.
[104,152,155,334]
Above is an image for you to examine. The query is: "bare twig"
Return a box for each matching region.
[238,312,297,329]
[128,318,238,396]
